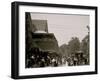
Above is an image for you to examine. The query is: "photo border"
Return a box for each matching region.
[11,1,98,79]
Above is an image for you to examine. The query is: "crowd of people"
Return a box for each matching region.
[26,48,62,68]
[62,54,89,66]
[26,48,89,68]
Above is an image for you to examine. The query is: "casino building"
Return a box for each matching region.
[25,12,61,68]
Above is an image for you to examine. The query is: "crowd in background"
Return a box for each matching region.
[26,48,89,68]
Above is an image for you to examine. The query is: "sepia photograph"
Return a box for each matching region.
[11,2,97,79]
[25,12,90,68]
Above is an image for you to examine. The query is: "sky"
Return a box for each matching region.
[31,13,89,46]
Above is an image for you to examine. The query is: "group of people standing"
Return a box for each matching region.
[26,48,89,68]
[26,48,62,68]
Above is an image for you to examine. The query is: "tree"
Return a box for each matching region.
[80,26,90,64]
[68,37,80,55]
[60,44,69,56]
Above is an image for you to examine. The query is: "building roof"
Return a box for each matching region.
[31,33,60,54]
[32,20,48,33]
